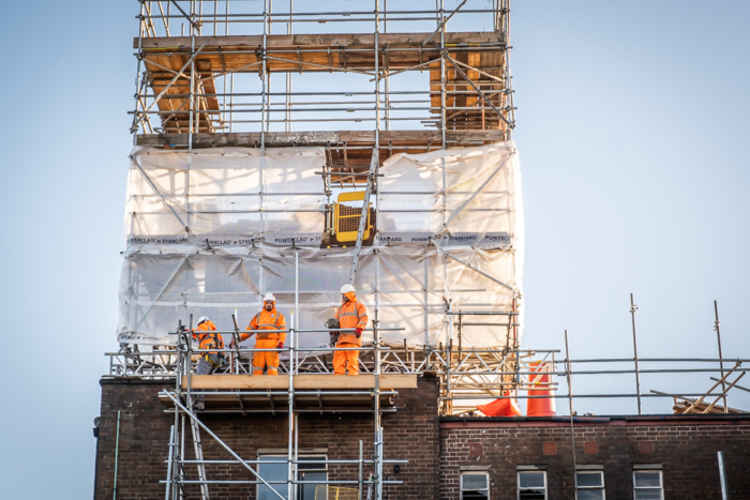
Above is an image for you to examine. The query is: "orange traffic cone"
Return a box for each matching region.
[477,392,522,417]
[526,361,556,416]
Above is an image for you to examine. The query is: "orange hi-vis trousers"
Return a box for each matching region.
[253,338,280,375]
[333,342,360,375]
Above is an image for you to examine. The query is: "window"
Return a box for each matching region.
[576,470,605,500]
[517,470,547,500]
[297,457,327,500]
[257,454,327,500]
[633,468,664,500]
[460,471,490,500]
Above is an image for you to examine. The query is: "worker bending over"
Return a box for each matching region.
[193,316,225,374]
[334,284,368,375]
[237,293,286,375]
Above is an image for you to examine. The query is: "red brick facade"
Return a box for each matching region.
[95,377,750,499]
[94,376,440,499]
[440,416,750,499]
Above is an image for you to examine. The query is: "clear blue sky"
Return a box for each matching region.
[1,1,748,498]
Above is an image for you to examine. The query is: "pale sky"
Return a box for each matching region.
[1,1,748,497]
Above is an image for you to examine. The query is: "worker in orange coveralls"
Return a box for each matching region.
[236,292,286,375]
[193,316,225,375]
[333,284,368,375]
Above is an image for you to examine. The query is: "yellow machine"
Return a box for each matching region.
[322,191,376,247]
[315,486,358,500]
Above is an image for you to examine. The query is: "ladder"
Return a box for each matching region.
[187,397,210,500]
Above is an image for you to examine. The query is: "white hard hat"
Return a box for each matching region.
[340,284,355,294]
[263,292,276,302]
[196,316,209,326]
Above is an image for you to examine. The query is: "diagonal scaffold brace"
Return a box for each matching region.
[161,391,286,500]
[350,149,379,283]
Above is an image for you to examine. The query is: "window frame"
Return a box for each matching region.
[575,469,605,500]
[256,453,328,500]
[632,467,664,500]
[460,470,491,500]
[516,468,548,500]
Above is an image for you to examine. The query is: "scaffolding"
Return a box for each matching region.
[159,321,413,499]
[104,296,749,498]
[129,0,515,147]
[108,4,750,498]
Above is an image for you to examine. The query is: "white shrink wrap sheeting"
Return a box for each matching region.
[117,143,523,349]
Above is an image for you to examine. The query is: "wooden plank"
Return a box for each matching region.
[135,32,504,51]
[136,129,504,148]
[181,373,417,390]
[138,32,505,76]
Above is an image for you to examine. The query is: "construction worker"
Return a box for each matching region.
[192,316,225,375]
[236,293,286,375]
[333,284,368,375]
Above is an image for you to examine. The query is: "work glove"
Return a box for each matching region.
[277,342,284,349]
[355,327,363,338]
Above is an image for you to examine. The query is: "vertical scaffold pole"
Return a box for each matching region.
[288,310,296,500]
[179,413,185,499]
[295,249,300,369]
[629,293,642,415]
[112,410,121,500]
[439,0,446,150]
[563,330,577,484]
[373,3,383,499]
[423,257,429,346]
[288,251,298,499]
[261,0,269,149]
[188,0,195,151]
[383,0,389,130]
[717,451,729,500]
[171,326,183,500]
[185,0,196,231]
[178,338,186,500]
[164,424,175,500]
[285,0,293,132]
[438,0,450,378]
[358,439,364,500]
[714,300,728,413]
[131,1,145,141]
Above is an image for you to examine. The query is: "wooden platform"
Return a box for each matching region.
[135,32,508,134]
[182,373,417,390]
[135,32,505,73]
[163,373,417,413]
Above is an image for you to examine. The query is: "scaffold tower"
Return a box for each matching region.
[122,1,521,498]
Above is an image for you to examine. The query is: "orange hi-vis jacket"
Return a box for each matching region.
[241,307,287,344]
[193,320,225,351]
[335,294,368,346]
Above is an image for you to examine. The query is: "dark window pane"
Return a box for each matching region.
[298,456,326,472]
[634,471,661,487]
[519,471,545,488]
[519,492,546,500]
[577,490,604,500]
[462,474,488,490]
[576,472,603,487]
[634,490,662,500]
[461,491,489,500]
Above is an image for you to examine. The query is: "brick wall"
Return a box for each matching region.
[95,377,750,500]
[94,375,439,500]
[439,416,750,500]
